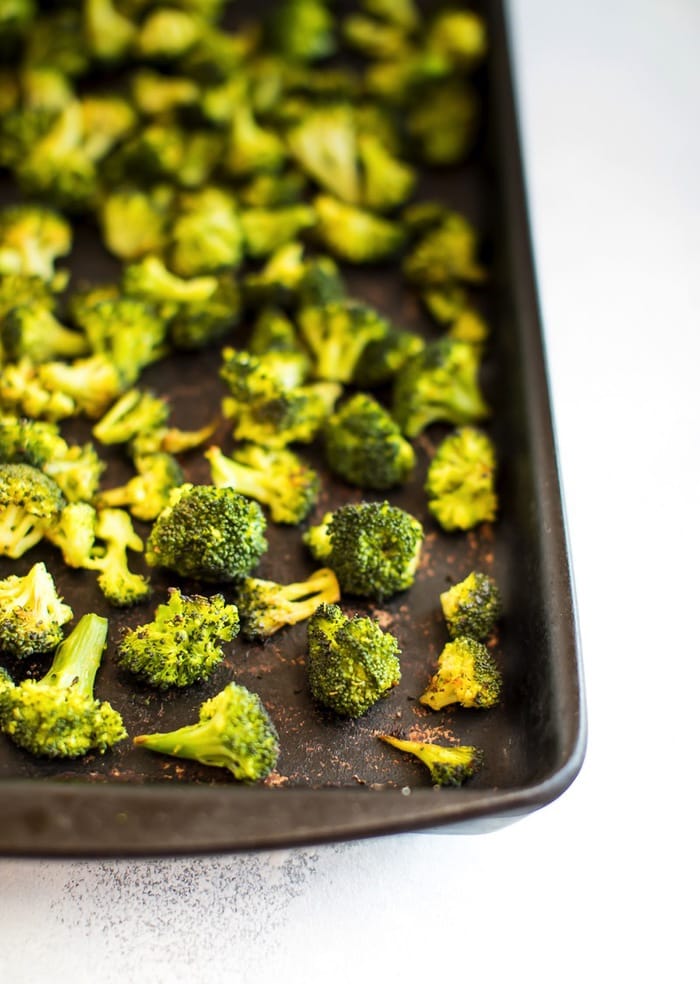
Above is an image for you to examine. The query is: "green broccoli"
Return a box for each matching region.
[324,393,415,490]
[79,95,138,162]
[351,325,424,388]
[44,500,98,569]
[0,612,126,758]
[36,354,126,419]
[297,299,388,383]
[0,274,59,324]
[421,284,489,343]
[306,602,401,717]
[136,7,204,60]
[406,80,479,166]
[0,359,77,422]
[0,306,88,364]
[246,308,311,380]
[358,133,416,213]
[241,242,307,310]
[392,339,489,437]
[145,483,268,583]
[425,425,497,531]
[287,105,361,204]
[361,0,420,31]
[83,0,137,63]
[219,345,308,402]
[419,635,502,711]
[313,194,405,263]
[0,561,73,659]
[130,69,200,116]
[224,93,288,178]
[205,444,319,525]
[42,441,105,505]
[92,388,170,446]
[240,204,317,259]
[266,0,336,62]
[116,587,240,689]
[0,463,64,559]
[441,571,502,641]
[235,567,340,640]
[403,213,485,287]
[378,734,483,787]
[342,14,410,60]
[304,500,423,601]
[168,187,244,277]
[122,254,219,307]
[98,185,174,262]
[97,451,184,522]
[133,681,279,782]
[425,8,488,69]
[70,296,169,385]
[0,204,71,282]
[85,507,151,607]
[297,254,346,308]
[238,169,308,208]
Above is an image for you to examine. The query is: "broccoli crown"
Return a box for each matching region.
[266,0,336,62]
[425,425,497,531]
[351,325,424,388]
[1,612,126,758]
[419,635,502,710]
[206,443,319,525]
[235,566,340,640]
[440,571,501,641]
[36,353,126,419]
[133,681,279,781]
[392,338,489,437]
[379,734,483,787]
[0,414,66,469]
[168,187,244,277]
[306,602,401,717]
[0,203,71,282]
[1,306,88,364]
[98,185,173,262]
[403,213,484,287]
[297,299,388,383]
[313,194,405,264]
[324,392,415,490]
[92,388,170,446]
[117,587,240,689]
[0,462,64,559]
[0,560,73,658]
[98,450,184,522]
[73,295,168,383]
[85,507,151,607]
[145,483,268,582]
[240,204,317,259]
[304,500,423,601]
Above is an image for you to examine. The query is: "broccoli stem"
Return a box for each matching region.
[40,613,108,697]
[0,503,47,558]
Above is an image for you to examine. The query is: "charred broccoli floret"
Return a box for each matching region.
[304,500,423,601]
[306,602,401,717]
[145,483,268,583]
[441,571,502,641]
[116,587,240,689]
[419,635,502,710]
[235,567,340,640]
[392,338,489,437]
[379,734,483,787]
[297,299,388,383]
[425,426,497,531]
[133,681,279,782]
[324,392,415,490]
[0,561,72,659]
[97,451,184,522]
[0,204,71,282]
[205,443,319,525]
[313,194,405,263]
[0,613,126,758]
[0,463,64,559]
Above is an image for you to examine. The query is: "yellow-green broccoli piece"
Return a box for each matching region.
[441,571,502,641]
[419,635,502,710]
[0,561,72,659]
[379,734,483,787]
[425,426,497,531]
[324,392,415,490]
[0,462,64,559]
[235,567,340,640]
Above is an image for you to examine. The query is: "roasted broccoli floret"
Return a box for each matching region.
[306,602,401,717]
[85,507,151,607]
[441,571,502,641]
[379,734,483,787]
[313,194,405,263]
[351,324,424,388]
[145,483,268,583]
[92,388,170,446]
[242,242,307,310]
[168,187,244,277]
[403,213,485,287]
[304,500,423,601]
[0,612,126,758]
[425,8,487,69]
[98,185,173,261]
[287,105,361,204]
[0,306,88,364]
[70,295,168,384]
[97,451,184,522]
[421,284,488,343]
[406,80,479,166]
[246,307,311,379]
[425,425,497,531]
[297,299,388,383]
[224,91,288,178]
[44,500,97,569]
[297,253,346,307]
[0,463,64,559]
[324,392,415,490]
[419,635,502,710]
[42,441,105,504]
[358,133,416,212]
[0,359,76,421]
[266,0,336,62]
[235,567,340,640]
[392,339,489,437]
[361,0,420,31]
[36,353,126,418]
[133,681,279,781]
[116,587,240,689]
[342,14,410,60]
[205,444,319,525]
[0,204,71,282]
[136,7,204,60]
[0,561,72,659]
[83,0,137,63]
[240,204,317,259]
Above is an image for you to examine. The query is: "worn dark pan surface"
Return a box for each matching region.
[0,0,586,855]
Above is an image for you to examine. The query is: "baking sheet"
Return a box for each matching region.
[0,0,586,854]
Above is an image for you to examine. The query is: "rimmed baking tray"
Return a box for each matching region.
[0,0,586,856]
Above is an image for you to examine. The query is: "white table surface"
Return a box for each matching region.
[2,2,698,981]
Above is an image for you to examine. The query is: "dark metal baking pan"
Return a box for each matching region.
[0,0,586,855]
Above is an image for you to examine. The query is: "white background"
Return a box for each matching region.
[2,1,698,981]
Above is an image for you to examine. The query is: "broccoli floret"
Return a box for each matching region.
[145,483,268,583]
[242,242,307,310]
[0,204,71,282]
[425,425,497,531]
[297,299,388,383]
[238,169,308,208]
[0,613,126,758]
[235,567,340,640]
[0,561,73,659]
[205,443,319,525]
[306,602,401,717]
[297,254,346,308]
[122,254,219,307]
[136,7,204,60]
[79,95,137,163]
[406,80,479,167]
[361,0,420,31]
[324,393,415,490]
[98,185,174,262]
[421,284,489,343]
[92,388,170,446]
[70,295,169,384]
[23,7,90,79]
[247,307,310,375]
[167,274,241,351]
[42,441,105,504]
[0,359,77,421]
[45,500,97,569]
[219,346,307,401]
[0,274,59,324]
[116,587,239,689]
[392,339,489,437]
[0,463,64,559]
[83,0,137,63]
[419,635,502,710]
[0,306,88,364]
[85,507,151,607]
[358,133,416,213]
[351,325,424,388]
[98,451,184,522]
[130,69,200,116]
[240,204,317,259]
[224,94,288,178]
[378,734,483,787]
[168,187,244,277]
[266,0,336,62]
[441,571,502,641]
[342,15,410,60]
[287,105,361,203]
[304,500,423,601]
[403,213,485,287]
[425,9,487,69]
[133,680,279,781]
[36,354,126,419]
[313,194,405,263]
